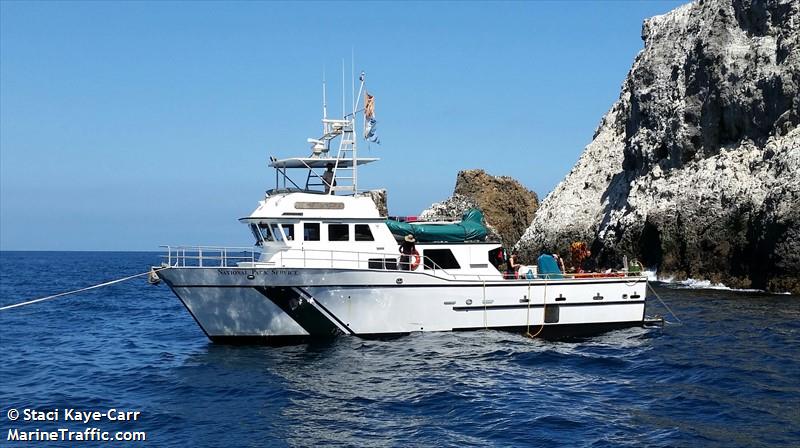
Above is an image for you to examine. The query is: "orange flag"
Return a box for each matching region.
[365,92,375,119]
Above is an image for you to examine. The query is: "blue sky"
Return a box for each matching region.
[1,0,686,251]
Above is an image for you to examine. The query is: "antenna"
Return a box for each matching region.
[341,59,345,118]
[322,67,328,120]
[356,71,365,119]
[351,49,355,118]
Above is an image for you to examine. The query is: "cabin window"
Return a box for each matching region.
[423,249,460,270]
[368,258,398,270]
[304,223,320,241]
[270,223,284,242]
[282,224,295,241]
[328,224,349,241]
[258,223,273,241]
[354,224,374,241]
[488,247,505,269]
[250,224,263,245]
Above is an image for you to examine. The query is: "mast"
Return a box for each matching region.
[322,69,330,151]
[327,68,365,195]
[271,69,376,196]
[341,59,345,119]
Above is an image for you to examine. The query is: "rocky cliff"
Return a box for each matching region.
[360,189,388,217]
[420,169,539,244]
[516,0,800,293]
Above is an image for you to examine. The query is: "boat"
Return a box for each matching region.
[154,74,651,344]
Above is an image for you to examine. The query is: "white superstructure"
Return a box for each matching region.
[155,74,650,344]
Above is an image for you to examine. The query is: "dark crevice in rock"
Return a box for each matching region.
[639,219,663,269]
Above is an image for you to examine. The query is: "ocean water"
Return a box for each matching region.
[1,251,798,447]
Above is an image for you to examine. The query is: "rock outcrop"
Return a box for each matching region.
[420,169,539,244]
[516,0,800,293]
[419,194,504,242]
[360,189,388,217]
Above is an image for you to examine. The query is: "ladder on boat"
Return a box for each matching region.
[327,118,357,194]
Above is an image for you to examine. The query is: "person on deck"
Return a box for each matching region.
[399,235,417,271]
[505,251,521,279]
[322,163,336,194]
[553,253,566,273]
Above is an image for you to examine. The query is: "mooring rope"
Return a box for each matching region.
[531,276,548,337]
[0,267,170,311]
[647,282,683,325]
[526,276,547,338]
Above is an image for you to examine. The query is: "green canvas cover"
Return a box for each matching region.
[385,209,488,242]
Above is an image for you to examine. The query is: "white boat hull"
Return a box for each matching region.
[158,267,649,343]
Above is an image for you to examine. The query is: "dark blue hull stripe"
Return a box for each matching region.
[253,286,345,337]
[294,287,355,335]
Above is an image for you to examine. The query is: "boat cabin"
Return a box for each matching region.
[237,74,505,280]
[240,192,505,280]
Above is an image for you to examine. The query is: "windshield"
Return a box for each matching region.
[258,223,273,241]
[250,222,296,244]
[250,224,263,246]
[270,223,284,242]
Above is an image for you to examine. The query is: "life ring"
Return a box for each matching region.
[410,249,421,271]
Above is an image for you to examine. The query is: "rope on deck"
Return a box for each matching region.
[0,267,170,311]
[525,277,547,338]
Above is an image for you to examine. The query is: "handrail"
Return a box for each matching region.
[158,244,648,282]
[160,245,258,268]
